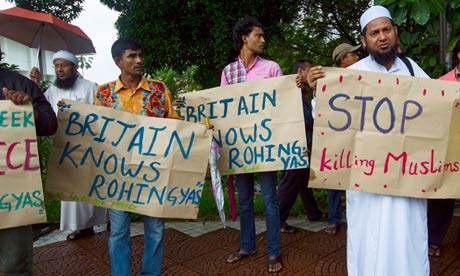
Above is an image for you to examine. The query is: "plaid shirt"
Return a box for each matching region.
[220,56,282,86]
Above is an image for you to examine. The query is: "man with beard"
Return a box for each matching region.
[307,5,429,276]
[0,46,57,275]
[44,50,107,241]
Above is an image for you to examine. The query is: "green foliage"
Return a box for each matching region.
[37,136,61,222]
[77,55,94,78]
[267,0,370,73]
[101,0,299,88]
[376,0,460,77]
[149,65,202,101]
[6,0,84,22]
[77,55,94,71]
[39,80,52,92]
[0,62,20,71]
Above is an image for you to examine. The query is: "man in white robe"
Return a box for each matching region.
[45,50,107,239]
[308,5,430,276]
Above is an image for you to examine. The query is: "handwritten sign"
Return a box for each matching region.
[45,100,212,219]
[0,101,46,229]
[309,67,460,198]
[181,75,307,175]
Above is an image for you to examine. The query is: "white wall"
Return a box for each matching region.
[0,36,54,82]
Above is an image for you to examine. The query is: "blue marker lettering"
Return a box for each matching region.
[328,93,351,131]
[229,148,243,169]
[225,128,237,146]
[143,126,167,156]
[94,116,115,143]
[103,154,118,175]
[262,90,277,110]
[88,174,106,200]
[372,97,394,134]
[249,93,259,114]
[220,98,234,118]
[401,100,422,134]
[147,186,166,205]
[259,118,272,141]
[208,101,218,119]
[59,141,81,167]
[164,130,195,159]
[112,121,136,147]
[118,181,134,202]
[143,161,161,183]
[133,183,149,205]
[237,96,249,115]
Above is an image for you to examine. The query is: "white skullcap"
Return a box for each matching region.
[52,50,78,65]
[360,5,392,32]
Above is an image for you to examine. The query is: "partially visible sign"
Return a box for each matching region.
[0,102,46,229]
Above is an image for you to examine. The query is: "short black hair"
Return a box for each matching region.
[292,59,312,74]
[232,16,264,50]
[111,38,142,59]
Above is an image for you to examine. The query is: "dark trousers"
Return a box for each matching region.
[0,225,33,275]
[278,168,322,224]
[428,199,455,246]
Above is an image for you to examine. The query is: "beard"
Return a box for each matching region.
[55,73,78,89]
[367,44,398,67]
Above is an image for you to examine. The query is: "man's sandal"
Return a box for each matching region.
[267,255,283,273]
[66,228,95,241]
[428,244,442,257]
[226,249,257,263]
[324,224,339,235]
[281,223,297,234]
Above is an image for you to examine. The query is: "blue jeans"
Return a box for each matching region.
[109,209,164,276]
[327,189,343,225]
[235,171,280,257]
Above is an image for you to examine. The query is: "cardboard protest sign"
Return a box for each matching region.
[180,75,307,175]
[309,67,460,198]
[45,100,212,219]
[0,102,46,229]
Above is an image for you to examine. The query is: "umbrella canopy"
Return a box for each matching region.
[0,7,95,55]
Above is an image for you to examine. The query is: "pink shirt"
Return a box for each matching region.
[220,56,282,86]
[438,68,459,81]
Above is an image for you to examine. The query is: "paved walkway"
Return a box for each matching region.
[2,215,460,275]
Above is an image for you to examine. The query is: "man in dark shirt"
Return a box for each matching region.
[0,48,57,275]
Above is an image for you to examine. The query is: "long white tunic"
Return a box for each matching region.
[45,76,107,231]
[346,56,430,276]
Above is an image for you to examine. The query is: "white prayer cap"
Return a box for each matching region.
[52,50,78,65]
[360,5,393,32]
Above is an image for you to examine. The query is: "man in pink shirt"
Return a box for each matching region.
[221,16,283,274]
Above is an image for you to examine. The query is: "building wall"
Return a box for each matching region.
[0,36,54,82]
